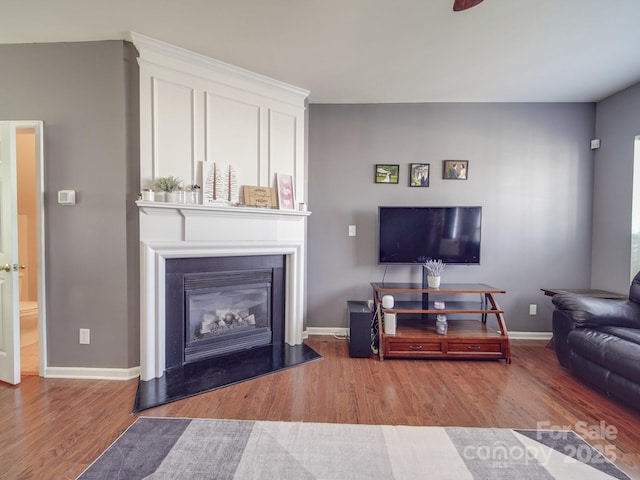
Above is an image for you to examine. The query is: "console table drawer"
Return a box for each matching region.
[447,342,503,353]
[387,340,442,354]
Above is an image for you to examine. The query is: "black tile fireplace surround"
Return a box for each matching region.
[165,255,286,369]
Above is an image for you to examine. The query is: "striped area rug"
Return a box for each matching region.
[78,417,631,480]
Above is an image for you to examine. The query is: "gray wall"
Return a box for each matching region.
[592,82,640,293]
[3,38,635,368]
[307,103,596,333]
[0,41,139,368]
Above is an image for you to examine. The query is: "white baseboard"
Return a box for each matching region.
[305,327,349,338]
[44,366,140,380]
[508,331,553,340]
[305,328,551,341]
[43,330,552,379]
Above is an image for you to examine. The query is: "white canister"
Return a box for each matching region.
[141,189,154,201]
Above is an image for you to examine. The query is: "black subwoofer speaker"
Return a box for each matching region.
[347,301,372,358]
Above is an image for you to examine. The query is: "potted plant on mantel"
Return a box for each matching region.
[422,258,445,288]
[154,176,182,203]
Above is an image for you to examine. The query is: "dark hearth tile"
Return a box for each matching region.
[133,343,322,412]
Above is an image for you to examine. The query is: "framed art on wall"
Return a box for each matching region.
[410,163,430,187]
[443,160,468,180]
[375,164,399,184]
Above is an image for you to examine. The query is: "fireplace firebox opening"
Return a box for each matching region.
[165,255,285,370]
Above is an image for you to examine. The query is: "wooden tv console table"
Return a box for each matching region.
[371,282,511,363]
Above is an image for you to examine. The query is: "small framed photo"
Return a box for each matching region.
[375,164,399,184]
[410,163,430,187]
[443,160,468,180]
[276,173,295,210]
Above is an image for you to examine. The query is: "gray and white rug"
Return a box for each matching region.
[78,417,631,479]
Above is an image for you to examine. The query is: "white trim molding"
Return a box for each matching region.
[508,331,553,341]
[305,327,349,338]
[45,366,141,380]
[130,32,310,107]
[305,329,553,342]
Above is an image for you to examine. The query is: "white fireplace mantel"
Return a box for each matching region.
[138,202,310,381]
[132,35,311,381]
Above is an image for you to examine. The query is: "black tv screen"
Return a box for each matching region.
[378,206,482,264]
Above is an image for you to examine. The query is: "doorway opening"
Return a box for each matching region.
[17,128,39,375]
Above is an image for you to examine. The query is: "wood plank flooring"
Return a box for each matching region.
[20,307,39,376]
[1,337,639,479]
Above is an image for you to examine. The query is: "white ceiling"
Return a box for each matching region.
[2,0,640,104]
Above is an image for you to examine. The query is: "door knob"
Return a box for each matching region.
[0,264,26,272]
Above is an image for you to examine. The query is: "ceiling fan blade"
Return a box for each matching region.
[453,0,484,11]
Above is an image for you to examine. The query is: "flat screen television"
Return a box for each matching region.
[378,206,482,264]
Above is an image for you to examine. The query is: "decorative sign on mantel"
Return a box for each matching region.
[243,186,277,208]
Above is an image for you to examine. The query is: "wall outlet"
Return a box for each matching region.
[79,328,90,344]
[529,304,537,316]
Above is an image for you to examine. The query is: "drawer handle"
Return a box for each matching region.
[467,345,481,351]
[409,345,423,350]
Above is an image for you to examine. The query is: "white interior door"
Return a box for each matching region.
[0,122,20,384]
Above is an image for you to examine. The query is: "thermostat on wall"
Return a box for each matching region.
[58,190,76,205]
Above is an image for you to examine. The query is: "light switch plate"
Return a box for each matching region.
[79,328,90,344]
[58,190,76,205]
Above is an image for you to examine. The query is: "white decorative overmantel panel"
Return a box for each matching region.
[138,202,310,381]
[131,32,309,204]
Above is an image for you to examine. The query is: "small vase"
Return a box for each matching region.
[427,275,441,289]
[165,191,180,203]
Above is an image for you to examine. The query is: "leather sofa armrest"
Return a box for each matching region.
[551,293,640,329]
[552,309,575,368]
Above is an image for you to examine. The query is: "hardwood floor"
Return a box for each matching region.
[1,337,639,479]
[20,310,39,376]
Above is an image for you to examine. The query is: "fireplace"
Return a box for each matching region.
[135,204,320,411]
[165,255,285,369]
[137,203,310,381]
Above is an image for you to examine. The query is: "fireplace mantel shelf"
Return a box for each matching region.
[136,200,311,218]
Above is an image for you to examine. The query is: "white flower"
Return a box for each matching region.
[422,258,445,276]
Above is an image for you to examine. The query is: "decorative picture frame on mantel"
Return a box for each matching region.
[410,163,430,187]
[276,173,296,210]
[443,160,468,180]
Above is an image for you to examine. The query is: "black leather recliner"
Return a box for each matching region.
[551,272,640,410]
